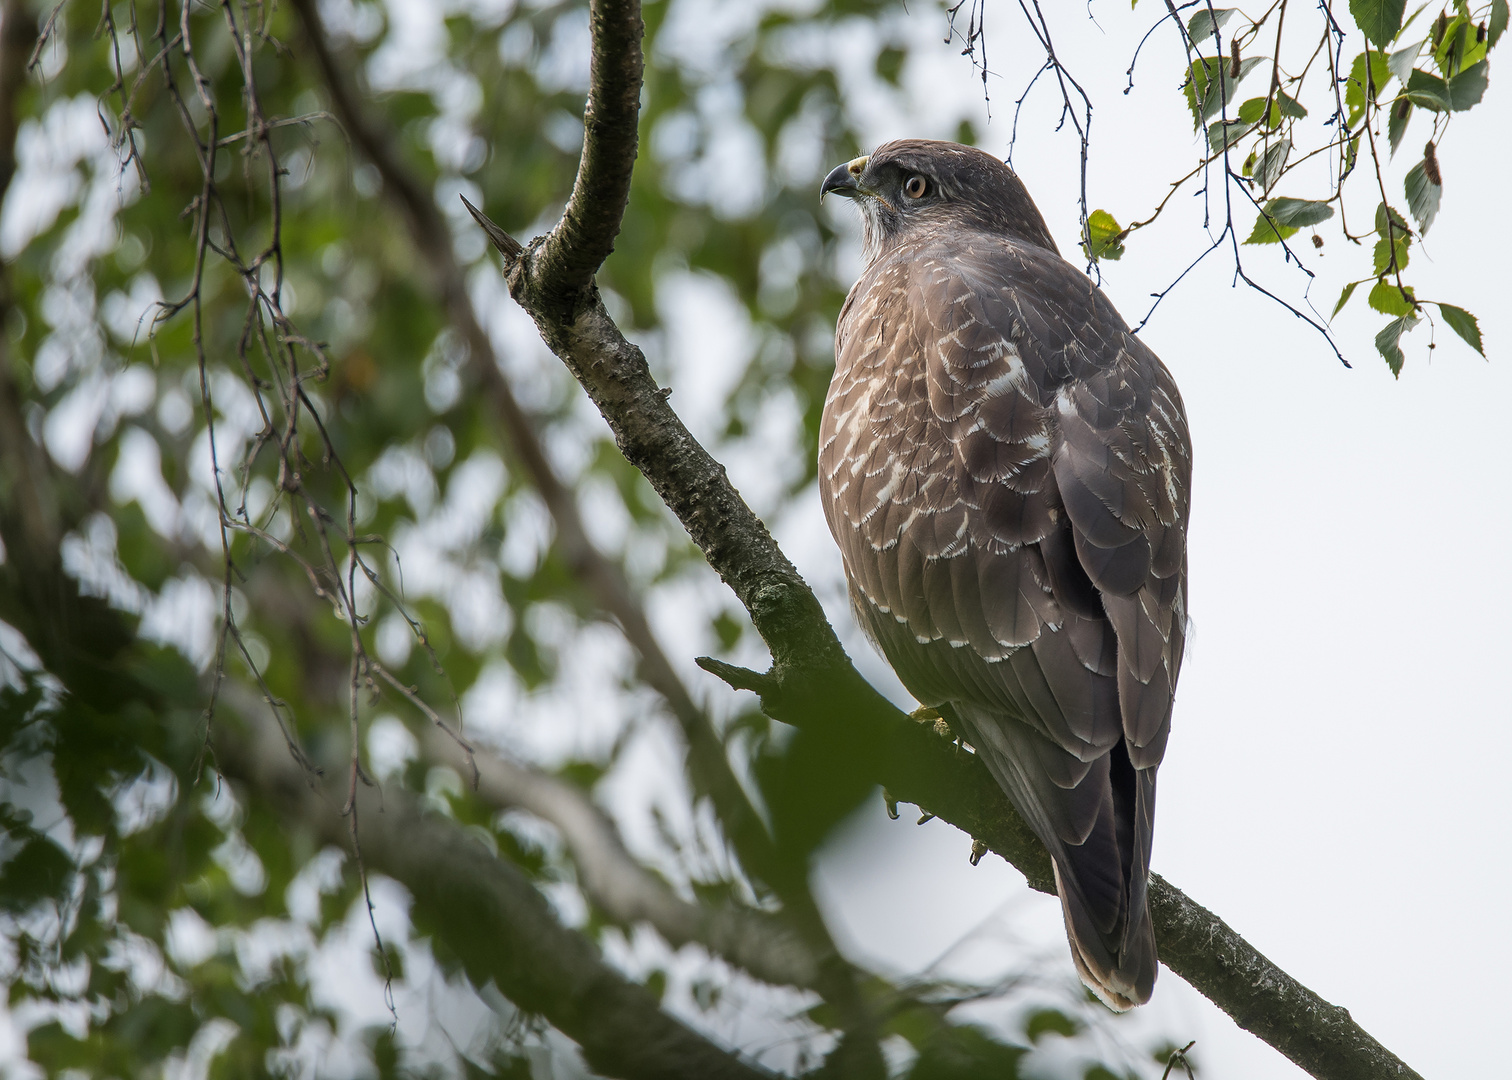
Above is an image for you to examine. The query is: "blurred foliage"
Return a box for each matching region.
[17,0,1473,1072]
[0,0,1191,1075]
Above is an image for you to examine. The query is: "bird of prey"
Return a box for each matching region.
[818,140,1190,1009]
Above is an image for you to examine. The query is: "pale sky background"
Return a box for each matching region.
[771,3,1512,1077]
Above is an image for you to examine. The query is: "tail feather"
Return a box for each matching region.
[1055,860,1156,1011]
[952,703,1158,1010]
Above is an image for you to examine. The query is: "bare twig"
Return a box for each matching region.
[1010,0,1096,272]
[89,0,467,1011]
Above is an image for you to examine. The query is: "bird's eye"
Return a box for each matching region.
[903,175,930,199]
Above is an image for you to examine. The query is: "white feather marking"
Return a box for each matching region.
[1021,431,1051,455]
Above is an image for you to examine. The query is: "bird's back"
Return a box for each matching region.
[819,224,1190,1009]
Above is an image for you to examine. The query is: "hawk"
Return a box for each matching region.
[818,140,1190,1009]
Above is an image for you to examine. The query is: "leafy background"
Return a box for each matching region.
[0,0,1507,1077]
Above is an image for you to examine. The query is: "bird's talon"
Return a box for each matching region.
[969,839,988,866]
[882,788,899,820]
[916,811,935,825]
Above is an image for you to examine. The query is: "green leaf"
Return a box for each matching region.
[1026,1007,1082,1042]
[1246,217,1295,244]
[1432,16,1477,75]
[1084,209,1126,261]
[1207,119,1253,153]
[1446,60,1489,108]
[1271,197,1335,228]
[1436,303,1485,355]
[1346,51,1394,124]
[1405,67,1451,110]
[1378,235,1409,273]
[1187,7,1236,43]
[1237,96,1270,124]
[1236,92,1304,129]
[1376,200,1411,236]
[1245,197,1334,243]
[1373,201,1412,274]
[1185,55,1267,127]
[1491,0,1509,46]
[1351,0,1409,46]
[1333,280,1361,317]
[1403,158,1442,234]
[1254,138,1291,192]
[1277,89,1308,117]
[1368,278,1417,315]
[1388,97,1413,153]
[1387,39,1425,85]
[1375,312,1421,375]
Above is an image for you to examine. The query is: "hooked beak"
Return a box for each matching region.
[821,155,869,200]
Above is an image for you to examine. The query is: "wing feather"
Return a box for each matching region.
[819,218,1190,1009]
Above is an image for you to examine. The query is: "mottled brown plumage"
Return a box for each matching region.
[818,140,1190,1009]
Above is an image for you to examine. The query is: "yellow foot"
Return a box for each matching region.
[909,705,958,744]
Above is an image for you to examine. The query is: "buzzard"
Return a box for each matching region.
[818,140,1190,1009]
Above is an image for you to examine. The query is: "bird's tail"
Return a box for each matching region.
[1053,858,1157,1011]
[950,704,1158,1010]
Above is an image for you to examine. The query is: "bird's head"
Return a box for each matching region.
[821,139,1058,260]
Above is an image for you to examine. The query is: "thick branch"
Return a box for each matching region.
[421,726,821,990]
[532,0,645,303]
[0,408,769,1080]
[290,0,773,886]
[216,706,780,1080]
[498,254,850,690]
[469,215,1425,1080]
[292,11,879,1068]
[1147,877,1410,1079]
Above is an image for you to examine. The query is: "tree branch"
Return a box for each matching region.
[532,0,645,304]
[420,726,821,991]
[291,8,882,1069]
[465,61,1428,1080]
[213,700,781,1080]
[0,371,770,1080]
[289,0,772,890]
[477,198,1422,1080]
